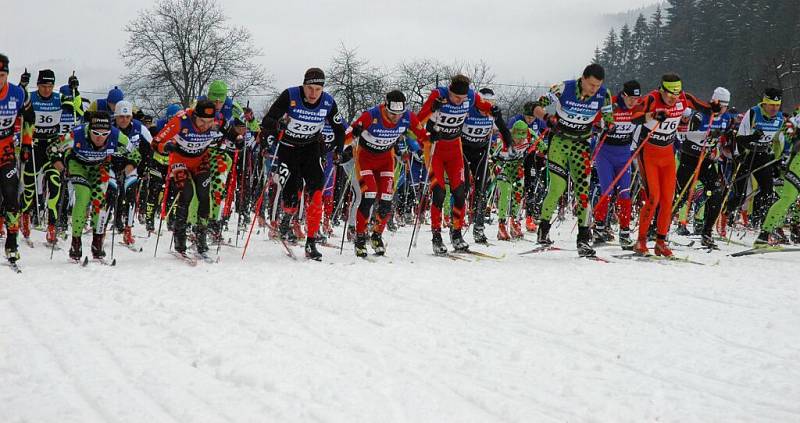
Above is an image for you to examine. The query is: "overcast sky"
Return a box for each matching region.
[3,0,654,106]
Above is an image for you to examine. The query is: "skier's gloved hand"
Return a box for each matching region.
[259,134,275,150]
[654,110,668,122]
[351,125,363,139]
[490,105,503,120]
[750,128,764,142]
[412,150,424,163]
[68,75,79,90]
[162,142,177,153]
[20,144,32,162]
[19,69,30,88]
[603,123,616,137]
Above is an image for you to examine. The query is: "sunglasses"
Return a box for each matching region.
[91,130,111,137]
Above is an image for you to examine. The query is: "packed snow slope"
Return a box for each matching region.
[2,221,799,422]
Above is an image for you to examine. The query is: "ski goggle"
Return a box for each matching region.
[91,129,110,137]
[660,80,682,95]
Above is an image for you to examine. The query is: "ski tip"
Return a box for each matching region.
[81,256,89,267]
[111,258,117,266]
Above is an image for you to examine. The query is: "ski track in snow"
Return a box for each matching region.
[1,221,799,423]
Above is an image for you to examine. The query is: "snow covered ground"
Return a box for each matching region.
[2,220,799,422]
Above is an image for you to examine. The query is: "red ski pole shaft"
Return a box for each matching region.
[594,129,654,212]
[222,149,239,218]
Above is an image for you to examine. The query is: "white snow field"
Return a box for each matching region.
[1,221,799,423]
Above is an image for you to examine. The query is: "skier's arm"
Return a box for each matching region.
[631,94,657,125]
[416,89,444,125]
[115,132,139,174]
[475,93,513,148]
[260,89,290,139]
[734,110,762,150]
[151,114,182,154]
[20,96,35,147]
[684,92,715,116]
[407,112,428,148]
[325,101,346,154]
[600,90,614,126]
[345,111,372,147]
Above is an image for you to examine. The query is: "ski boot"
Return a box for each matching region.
[692,219,704,236]
[509,219,523,239]
[654,236,673,257]
[69,236,82,261]
[675,222,690,236]
[700,230,718,249]
[473,224,488,244]
[525,215,537,232]
[194,225,209,255]
[497,220,510,241]
[431,229,447,255]
[450,228,469,252]
[91,233,106,259]
[370,232,386,256]
[773,227,789,244]
[354,233,368,258]
[173,227,188,254]
[5,233,19,263]
[618,227,634,250]
[577,226,596,257]
[46,224,57,245]
[633,236,649,256]
[305,236,322,261]
[791,224,800,244]
[593,222,610,244]
[280,214,297,244]
[537,220,553,246]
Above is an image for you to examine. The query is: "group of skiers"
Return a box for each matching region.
[1,51,799,268]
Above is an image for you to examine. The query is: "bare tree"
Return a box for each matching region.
[326,43,388,122]
[119,0,272,112]
[391,59,495,111]
[443,60,496,91]
[493,83,549,118]
[392,59,443,111]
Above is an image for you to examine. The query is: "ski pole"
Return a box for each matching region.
[153,154,174,257]
[671,112,717,216]
[407,141,437,257]
[241,141,282,260]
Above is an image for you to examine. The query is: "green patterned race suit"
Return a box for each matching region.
[762,122,800,232]
[67,128,135,237]
[496,156,524,220]
[538,80,613,227]
[209,147,233,221]
[539,135,593,225]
